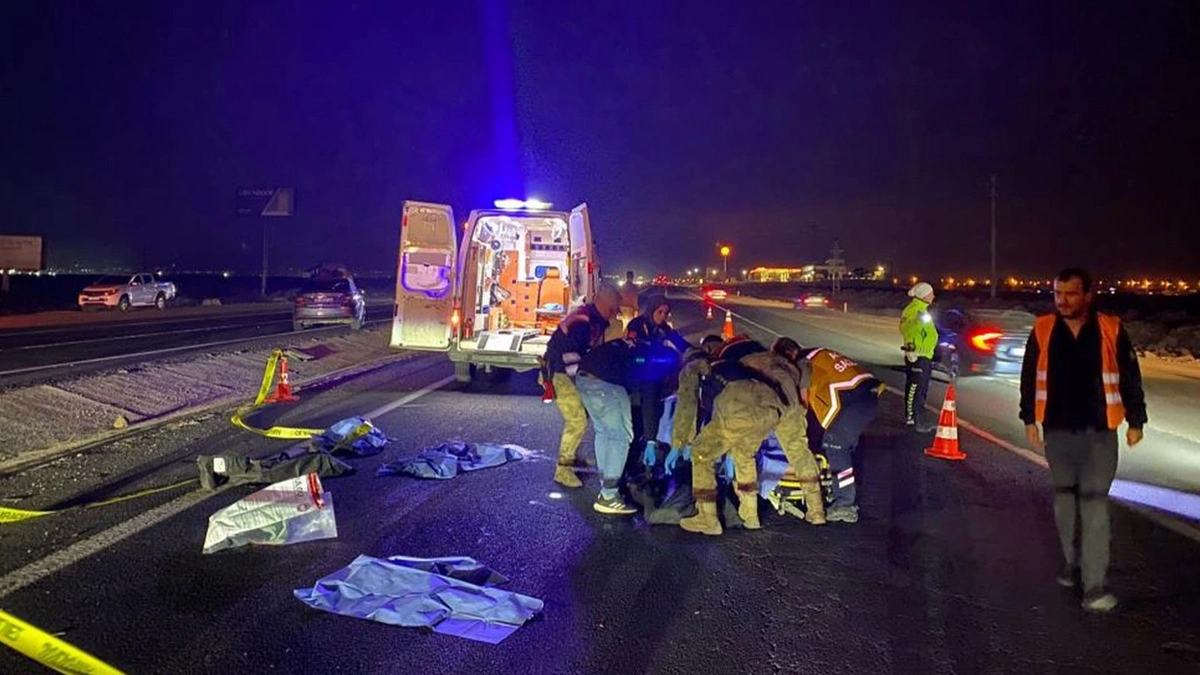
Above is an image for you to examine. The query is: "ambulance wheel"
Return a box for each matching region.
[454,362,475,384]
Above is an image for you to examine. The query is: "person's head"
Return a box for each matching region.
[770,336,804,362]
[700,335,724,356]
[593,283,622,321]
[642,293,670,325]
[908,281,935,304]
[1054,267,1094,320]
[625,270,635,282]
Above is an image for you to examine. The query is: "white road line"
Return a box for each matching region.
[0,373,454,599]
[721,301,1200,545]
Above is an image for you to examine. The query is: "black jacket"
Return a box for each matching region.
[544,304,610,376]
[1018,312,1147,431]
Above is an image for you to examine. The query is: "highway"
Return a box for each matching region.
[1,294,1199,674]
[720,297,1200,519]
[0,302,393,388]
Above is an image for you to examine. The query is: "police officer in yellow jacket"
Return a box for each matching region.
[900,281,938,431]
[773,338,884,523]
[673,336,826,535]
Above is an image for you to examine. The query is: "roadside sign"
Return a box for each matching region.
[237,187,295,217]
[0,235,43,271]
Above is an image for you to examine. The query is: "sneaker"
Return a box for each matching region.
[1055,563,1080,589]
[593,494,637,515]
[826,506,859,523]
[1081,590,1118,613]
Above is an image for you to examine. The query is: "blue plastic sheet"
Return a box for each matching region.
[294,555,544,644]
[376,442,526,479]
[311,417,391,458]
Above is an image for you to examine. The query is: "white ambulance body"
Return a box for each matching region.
[390,200,601,383]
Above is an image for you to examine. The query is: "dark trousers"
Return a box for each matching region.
[904,357,932,422]
[1044,429,1119,593]
[806,384,880,509]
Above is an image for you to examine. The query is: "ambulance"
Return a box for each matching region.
[390,199,602,383]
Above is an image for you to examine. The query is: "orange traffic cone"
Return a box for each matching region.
[705,304,714,320]
[722,310,734,339]
[924,385,966,460]
[264,354,299,404]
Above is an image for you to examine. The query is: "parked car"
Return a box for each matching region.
[701,285,728,301]
[794,293,830,310]
[293,268,366,331]
[78,273,177,311]
[933,308,1034,377]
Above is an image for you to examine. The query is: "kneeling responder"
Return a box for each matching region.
[772,337,884,523]
[673,336,826,535]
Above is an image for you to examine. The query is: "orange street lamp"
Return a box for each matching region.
[719,245,731,279]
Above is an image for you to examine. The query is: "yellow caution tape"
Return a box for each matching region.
[0,479,197,524]
[228,349,326,440]
[0,608,126,674]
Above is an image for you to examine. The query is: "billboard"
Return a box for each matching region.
[237,187,295,217]
[0,236,43,271]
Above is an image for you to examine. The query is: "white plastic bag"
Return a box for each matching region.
[656,395,677,446]
[202,473,337,554]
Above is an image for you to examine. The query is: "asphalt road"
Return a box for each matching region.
[719,299,1200,515]
[1,296,1199,674]
[0,303,392,388]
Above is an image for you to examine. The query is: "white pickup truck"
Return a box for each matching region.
[78,273,178,311]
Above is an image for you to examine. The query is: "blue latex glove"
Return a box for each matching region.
[641,441,657,467]
[664,445,691,476]
[717,455,735,481]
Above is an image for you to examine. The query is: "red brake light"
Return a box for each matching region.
[295,296,306,307]
[341,295,353,306]
[969,329,1003,353]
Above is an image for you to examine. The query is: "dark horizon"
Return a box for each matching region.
[2,1,1196,279]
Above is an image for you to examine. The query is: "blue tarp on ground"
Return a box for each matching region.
[376,442,526,479]
[311,417,391,458]
[294,555,544,644]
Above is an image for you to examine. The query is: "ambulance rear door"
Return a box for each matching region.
[391,201,458,351]
[568,203,599,305]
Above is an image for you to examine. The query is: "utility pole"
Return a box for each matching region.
[990,174,998,300]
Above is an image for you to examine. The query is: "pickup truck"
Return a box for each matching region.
[78,273,178,311]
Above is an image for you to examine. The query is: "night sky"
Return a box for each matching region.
[2,1,1196,278]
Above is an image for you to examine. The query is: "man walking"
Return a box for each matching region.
[900,281,938,431]
[1019,268,1147,613]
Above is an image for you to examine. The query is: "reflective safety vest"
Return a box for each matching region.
[804,348,879,428]
[1033,314,1125,430]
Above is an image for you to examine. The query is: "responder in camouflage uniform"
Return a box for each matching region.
[543,285,622,488]
[672,336,826,535]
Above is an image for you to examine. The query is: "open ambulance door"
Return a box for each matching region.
[568,203,598,306]
[391,201,458,351]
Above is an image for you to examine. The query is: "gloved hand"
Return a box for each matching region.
[717,455,735,481]
[664,445,691,476]
[641,441,657,467]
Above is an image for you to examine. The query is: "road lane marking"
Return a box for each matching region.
[5,319,292,351]
[0,373,455,599]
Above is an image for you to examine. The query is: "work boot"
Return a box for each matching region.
[680,501,723,536]
[736,490,761,530]
[1056,563,1080,589]
[803,482,826,525]
[553,465,582,489]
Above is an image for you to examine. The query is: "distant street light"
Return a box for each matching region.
[719,245,731,280]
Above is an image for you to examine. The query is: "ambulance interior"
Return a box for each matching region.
[459,213,575,352]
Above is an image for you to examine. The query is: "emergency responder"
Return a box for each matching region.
[1018,268,1147,613]
[574,303,639,515]
[673,336,826,535]
[900,281,938,431]
[626,292,692,470]
[772,337,884,523]
[543,284,623,489]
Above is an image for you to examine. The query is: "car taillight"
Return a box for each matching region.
[341,295,353,306]
[969,329,1003,353]
[295,296,306,307]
